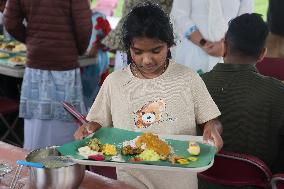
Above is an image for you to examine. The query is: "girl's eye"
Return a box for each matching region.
[152,49,161,54]
[133,50,143,55]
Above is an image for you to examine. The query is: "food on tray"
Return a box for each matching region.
[187,142,200,156]
[87,138,102,151]
[0,41,19,51]
[8,56,26,65]
[137,149,160,161]
[8,41,19,46]
[0,41,26,52]
[129,157,143,162]
[12,43,26,52]
[121,145,144,155]
[88,154,105,161]
[177,158,189,165]
[121,133,171,160]
[135,133,171,159]
[79,138,117,159]
[168,153,199,165]
[168,154,184,164]
[102,144,117,156]
[188,156,198,161]
[110,154,125,162]
[78,146,101,158]
[0,52,9,58]
[1,43,15,51]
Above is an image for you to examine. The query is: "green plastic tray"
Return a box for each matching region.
[57,128,216,171]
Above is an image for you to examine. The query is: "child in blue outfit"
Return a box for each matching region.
[81,11,111,109]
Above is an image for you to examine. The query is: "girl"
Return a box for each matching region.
[75,2,223,189]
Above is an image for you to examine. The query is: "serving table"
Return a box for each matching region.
[0,55,97,78]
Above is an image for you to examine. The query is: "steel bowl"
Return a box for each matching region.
[26,146,85,189]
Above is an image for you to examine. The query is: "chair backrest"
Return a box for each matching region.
[256,57,284,80]
[198,151,272,188]
[0,98,22,146]
[271,174,284,189]
[0,98,19,114]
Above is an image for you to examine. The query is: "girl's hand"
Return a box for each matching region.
[202,119,223,152]
[74,122,101,140]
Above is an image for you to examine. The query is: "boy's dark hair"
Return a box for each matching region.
[225,13,268,58]
[122,1,175,51]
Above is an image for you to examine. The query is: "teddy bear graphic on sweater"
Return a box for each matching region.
[135,99,166,129]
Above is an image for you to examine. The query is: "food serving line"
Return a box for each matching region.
[0,55,97,78]
[0,14,121,79]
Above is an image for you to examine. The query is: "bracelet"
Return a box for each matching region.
[184,25,198,38]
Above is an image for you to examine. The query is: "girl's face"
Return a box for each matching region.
[130,37,168,77]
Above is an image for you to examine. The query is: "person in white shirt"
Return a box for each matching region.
[170,0,253,73]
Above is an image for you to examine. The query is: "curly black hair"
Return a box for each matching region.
[225,13,269,58]
[122,1,175,53]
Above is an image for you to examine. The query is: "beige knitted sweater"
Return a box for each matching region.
[86,60,220,189]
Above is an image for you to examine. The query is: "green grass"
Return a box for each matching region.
[114,0,124,17]
[92,0,268,21]
[255,0,269,21]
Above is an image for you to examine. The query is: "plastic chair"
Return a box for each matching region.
[197,151,272,189]
[271,174,284,189]
[62,101,117,179]
[0,98,22,146]
[256,57,284,80]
